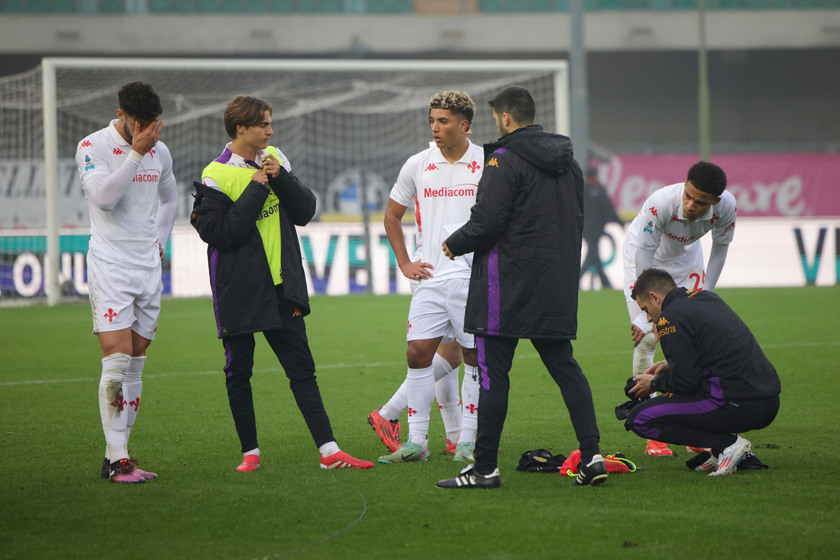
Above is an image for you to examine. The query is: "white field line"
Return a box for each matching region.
[1,341,835,387]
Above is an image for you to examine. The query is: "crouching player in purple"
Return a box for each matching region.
[627,269,781,476]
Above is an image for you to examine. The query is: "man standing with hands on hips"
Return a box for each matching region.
[438,86,606,489]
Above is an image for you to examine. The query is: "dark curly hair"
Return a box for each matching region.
[118,81,162,123]
[429,90,476,125]
[687,161,727,197]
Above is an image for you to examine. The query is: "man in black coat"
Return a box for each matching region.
[627,268,781,476]
[438,86,606,489]
[190,95,372,472]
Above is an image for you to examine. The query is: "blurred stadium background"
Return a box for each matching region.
[1,0,839,303]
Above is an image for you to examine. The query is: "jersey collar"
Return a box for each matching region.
[217,142,269,169]
[430,140,475,165]
[108,119,130,147]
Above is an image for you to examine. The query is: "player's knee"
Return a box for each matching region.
[406,345,434,369]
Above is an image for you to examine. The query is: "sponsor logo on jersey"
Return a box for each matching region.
[113,148,124,155]
[81,140,92,147]
[487,157,499,167]
[423,185,476,198]
[643,220,654,234]
[468,160,481,173]
[133,172,160,183]
[425,163,438,171]
[664,231,702,243]
[84,155,95,172]
[649,206,658,217]
[258,200,281,221]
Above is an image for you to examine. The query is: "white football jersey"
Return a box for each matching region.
[390,141,484,282]
[76,120,178,269]
[625,182,737,262]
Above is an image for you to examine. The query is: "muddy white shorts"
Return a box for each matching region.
[87,252,161,340]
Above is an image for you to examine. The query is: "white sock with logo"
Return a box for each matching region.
[405,365,434,449]
[99,353,131,463]
[123,355,145,453]
[459,365,480,443]
[433,354,461,443]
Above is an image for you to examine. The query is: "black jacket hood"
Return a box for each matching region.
[491,124,575,177]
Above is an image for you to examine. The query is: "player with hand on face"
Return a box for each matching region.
[622,161,736,458]
[75,81,178,483]
[371,90,483,465]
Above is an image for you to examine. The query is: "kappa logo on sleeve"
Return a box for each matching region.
[487,157,499,168]
[81,140,92,147]
[648,206,658,217]
[657,316,676,336]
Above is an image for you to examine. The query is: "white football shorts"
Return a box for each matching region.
[623,243,705,328]
[87,252,162,340]
[407,276,474,349]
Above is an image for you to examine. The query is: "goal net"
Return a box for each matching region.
[0,57,568,305]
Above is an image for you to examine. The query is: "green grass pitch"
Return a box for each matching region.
[1,287,839,559]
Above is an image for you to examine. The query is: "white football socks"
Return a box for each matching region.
[124,355,145,448]
[433,354,461,442]
[99,352,131,463]
[459,364,480,443]
[319,441,340,456]
[380,382,407,422]
[405,365,435,448]
[633,331,657,378]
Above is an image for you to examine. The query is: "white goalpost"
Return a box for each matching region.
[3,57,569,305]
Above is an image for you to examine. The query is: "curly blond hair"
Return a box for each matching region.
[429,90,476,124]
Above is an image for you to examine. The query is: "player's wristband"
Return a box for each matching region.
[128,150,144,162]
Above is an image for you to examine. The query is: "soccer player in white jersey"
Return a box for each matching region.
[622,161,736,457]
[367,212,469,460]
[75,81,178,483]
[373,91,483,464]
